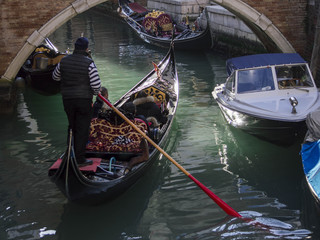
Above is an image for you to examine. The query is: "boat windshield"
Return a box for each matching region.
[237,67,274,94]
[276,65,314,89]
[226,72,235,93]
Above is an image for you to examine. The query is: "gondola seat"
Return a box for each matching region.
[142,13,173,32]
[31,52,66,70]
[86,118,148,153]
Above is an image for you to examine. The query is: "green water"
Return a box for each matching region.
[0,7,319,240]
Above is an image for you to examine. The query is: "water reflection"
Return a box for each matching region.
[218,124,304,209]
[17,93,52,155]
[180,210,312,239]
[56,155,171,240]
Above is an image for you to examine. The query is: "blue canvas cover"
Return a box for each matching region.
[301,141,320,200]
[226,53,306,76]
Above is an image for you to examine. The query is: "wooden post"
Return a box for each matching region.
[0,80,17,114]
[310,4,320,84]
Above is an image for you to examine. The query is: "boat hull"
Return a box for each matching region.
[22,66,60,95]
[134,25,212,50]
[217,100,306,145]
[18,40,66,95]
[50,147,163,204]
[301,141,320,205]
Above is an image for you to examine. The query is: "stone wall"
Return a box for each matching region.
[206,5,266,55]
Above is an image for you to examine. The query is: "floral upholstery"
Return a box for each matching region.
[86,118,148,153]
[143,13,173,32]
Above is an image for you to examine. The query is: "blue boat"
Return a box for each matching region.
[212,53,320,145]
[301,108,320,204]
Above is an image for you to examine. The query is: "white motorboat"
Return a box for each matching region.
[212,53,320,145]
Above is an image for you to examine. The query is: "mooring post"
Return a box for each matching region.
[0,77,17,114]
[310,5,320,87]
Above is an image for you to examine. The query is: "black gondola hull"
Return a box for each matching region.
[21,66,61,95]
[18,40,67,95]
[50,140,164,204]
[132,24,212,50]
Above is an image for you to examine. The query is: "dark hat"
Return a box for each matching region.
[74,37,89,50]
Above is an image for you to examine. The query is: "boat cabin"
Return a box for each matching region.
[224,53,316,97]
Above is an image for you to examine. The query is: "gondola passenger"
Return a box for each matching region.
[119,102,150,174]
[121,102,149,133]
[133,91,167,124]
[122,138,149,175]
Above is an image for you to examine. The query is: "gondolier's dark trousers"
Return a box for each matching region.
[63,98,92,163]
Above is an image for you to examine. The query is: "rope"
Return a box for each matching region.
[109,157,116,172]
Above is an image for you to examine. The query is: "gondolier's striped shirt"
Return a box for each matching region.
[52,62,101,95]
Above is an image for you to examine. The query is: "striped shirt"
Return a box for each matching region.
[52,62,101,95]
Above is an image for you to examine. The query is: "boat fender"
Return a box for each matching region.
[109,157,116,172]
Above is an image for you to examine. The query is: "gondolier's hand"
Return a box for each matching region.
[87,49,92,59]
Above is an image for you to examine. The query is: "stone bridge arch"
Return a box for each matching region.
[212,0,296,53]
[1,0,108,83]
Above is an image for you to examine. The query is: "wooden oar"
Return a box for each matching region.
[117,7,144,30]
[98,94,242,218]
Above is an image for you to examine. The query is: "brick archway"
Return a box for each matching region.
[2,0,107,83]
[213,0,295,53]
[0,0,310,84]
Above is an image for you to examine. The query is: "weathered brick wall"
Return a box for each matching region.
[0,0,74,76]
[241,0,308,59]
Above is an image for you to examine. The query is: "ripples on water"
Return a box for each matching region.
[0,6,319,240]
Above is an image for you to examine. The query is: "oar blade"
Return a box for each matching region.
[188,174,242,218]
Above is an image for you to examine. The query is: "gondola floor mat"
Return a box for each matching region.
[50,158,102,172]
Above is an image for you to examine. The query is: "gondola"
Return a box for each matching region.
[18,38,68,95]
[48,41,179,204]
[118,0,212,50]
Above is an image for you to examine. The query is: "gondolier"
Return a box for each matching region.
[52,37,101,166]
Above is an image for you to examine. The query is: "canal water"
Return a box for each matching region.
[1,8,319,240]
